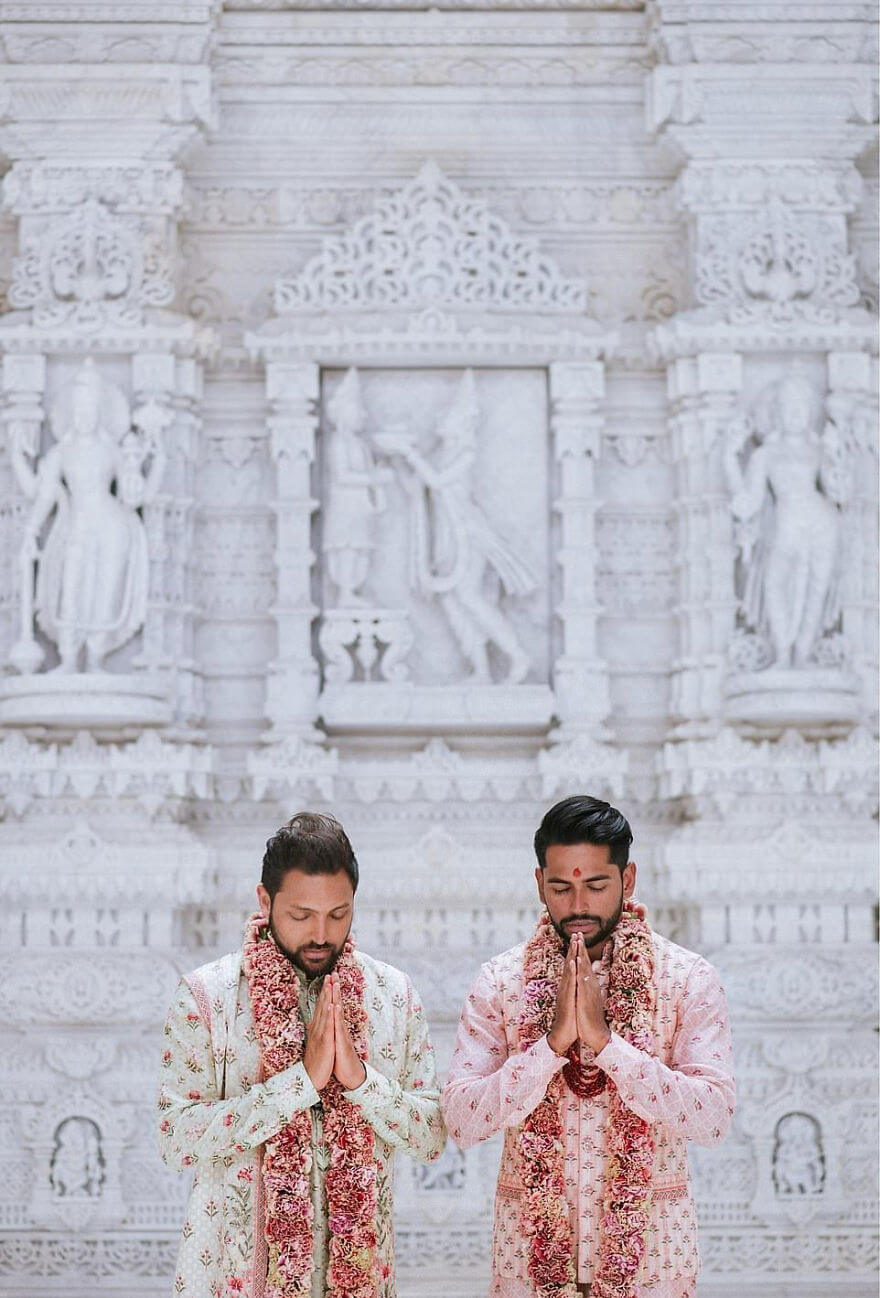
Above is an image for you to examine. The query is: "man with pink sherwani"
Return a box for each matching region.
[440,796,736,1298]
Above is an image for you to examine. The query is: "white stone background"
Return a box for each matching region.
[0,2,877,1297]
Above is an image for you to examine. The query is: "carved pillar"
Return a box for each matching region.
[548,361,610,737]
[264,361,321,739]
[826,350,878,727]
[0,353,46,672]
[648,12,877,738]
[0,77,216,731]
[648,6,878,1289]
[130,352,203,725]
[665,352,742,736]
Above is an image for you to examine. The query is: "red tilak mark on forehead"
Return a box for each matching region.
[572,868,581,877]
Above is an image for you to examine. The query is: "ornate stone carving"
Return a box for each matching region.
[9,199,174,330]
[3,162,185,219]
[263,360,322,738]
[319,610,413,684]
[694,200,861,324]
[346,737,530,804]
[537,732,627,800]
[720,369,869,729]
[659,725,878,821]
[275,161,588,315]
[0,731,213,821]
[375,370,536,685]
[773,1113,826,1198]
[50,1117,105,1202]
[0,952,182,1026]
[247,732,339,801]
[595,509,675,615]
[8,360,163,677]
[548,361,612,736]
[323,367,390,607]
[724,374,847,670]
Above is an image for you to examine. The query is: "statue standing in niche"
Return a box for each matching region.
[50,1117,104,1199]
[9,359,165,675]
[376,370,536,684]
[772,1112,825,1196]
[723,374,847,670]
[323,367,389,606]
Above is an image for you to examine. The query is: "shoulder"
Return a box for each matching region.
[182,950,242,1003]
[470,942,527,1000]
[483,941,527,980]
[651,931,722,993]
[355,950,419,1006]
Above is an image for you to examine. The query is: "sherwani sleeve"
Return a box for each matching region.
[440,961,565,1149]
[594,955,736,1146]
[157,976,320,1172]
[343,977,445,1162]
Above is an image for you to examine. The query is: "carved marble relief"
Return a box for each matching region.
[319,366,549,691]
[8,360,163,676]
[724,373,847,672]
[773,1113,826,1198]
[49,1117,104,1201]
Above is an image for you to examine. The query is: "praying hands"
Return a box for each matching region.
[547,932,611,1057]
[303,972,368,1091]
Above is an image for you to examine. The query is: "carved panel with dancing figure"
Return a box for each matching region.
[317,365,553,733]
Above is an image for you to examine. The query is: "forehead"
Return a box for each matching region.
[543,842,617,879]
[274,868,353,909]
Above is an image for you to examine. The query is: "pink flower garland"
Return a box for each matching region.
[243,914,378,1298]
[517,902,656,1298]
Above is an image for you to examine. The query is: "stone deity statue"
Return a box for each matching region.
[723,374,847,671]
[375,370,536,684]
[772,1113,825,1197]
[9,359,165,674]
[323,368,389,606]
[50,1117,104,1200]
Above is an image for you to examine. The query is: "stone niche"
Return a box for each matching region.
[247,161,617,743]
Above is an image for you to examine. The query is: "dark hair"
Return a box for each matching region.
[533,795,632,871]
[261,812,359,898]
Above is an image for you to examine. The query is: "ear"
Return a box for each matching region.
[534,866,546,907]
[256,883,271,919]
[622,861,637,899]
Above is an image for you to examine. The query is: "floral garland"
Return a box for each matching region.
[517,902,656,1298]
[243,913,378,1298]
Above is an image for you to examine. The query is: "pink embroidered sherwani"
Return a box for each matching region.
[441,929,735,1298]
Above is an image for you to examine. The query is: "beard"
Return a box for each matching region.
[268,907,348,979]
[550,892,624,952]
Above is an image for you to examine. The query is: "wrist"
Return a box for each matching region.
[343,1061,368,1090]
[589,1028,612,1055]
[546,1031,571,1058]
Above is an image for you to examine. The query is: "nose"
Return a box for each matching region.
[312,917,328,946]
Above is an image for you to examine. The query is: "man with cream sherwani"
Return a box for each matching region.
[441,795,736,1298]
[158,811,445,1298]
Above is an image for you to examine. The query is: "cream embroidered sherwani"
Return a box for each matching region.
[441,930,735,1298]
[158,947,445,1298]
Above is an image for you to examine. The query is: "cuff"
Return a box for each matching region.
[595,1032,646,1080]
[535,1033,569,1073]
[343,1062,395,1113]
[265,1060,321,1116]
